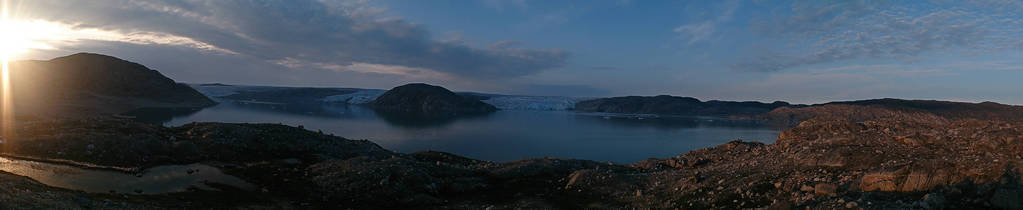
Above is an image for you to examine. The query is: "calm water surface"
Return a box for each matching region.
[156,101,781,163]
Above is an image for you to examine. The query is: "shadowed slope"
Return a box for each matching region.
[7,53,214,117]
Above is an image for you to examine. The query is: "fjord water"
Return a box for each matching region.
[156,101,781,163]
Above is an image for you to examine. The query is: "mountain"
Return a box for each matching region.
[8,53,215,116]
[370,83,497,115]
[762,98,1023,126]
[574,95,797,117]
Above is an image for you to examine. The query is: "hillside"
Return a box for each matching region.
[574,95,796,117]
[763,98,1023,126]
[7,53,215,116]
[370,83,497,116]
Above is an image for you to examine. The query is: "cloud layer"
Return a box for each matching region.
[14,0,568,79]
[736,0,1023,72]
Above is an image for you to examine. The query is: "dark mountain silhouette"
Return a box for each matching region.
[370,83,496,116]
[763,98,1023,126]
[574,95,797,117]
[7,53,215,117]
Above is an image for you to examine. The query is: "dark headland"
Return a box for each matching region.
[370,83,498,115]
[574,95,799,117]
[3,53,1023,209]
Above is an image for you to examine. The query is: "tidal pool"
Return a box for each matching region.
[0,157,255,194]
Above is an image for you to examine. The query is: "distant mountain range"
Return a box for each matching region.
[15,52,1023,125]
[195,82,1023,125]
[573,95,800,117]
[763,98,1023,126]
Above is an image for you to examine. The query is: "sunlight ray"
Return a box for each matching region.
[1,0,14,147]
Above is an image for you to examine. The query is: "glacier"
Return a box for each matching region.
[481,96,590,111]
[321,90,387,104]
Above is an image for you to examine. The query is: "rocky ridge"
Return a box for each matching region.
[574,95,796,117]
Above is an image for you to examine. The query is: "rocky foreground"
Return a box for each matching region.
[1,103,1022,209]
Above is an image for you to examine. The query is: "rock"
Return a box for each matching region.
[845,201,858,208]
[800,185,815,192]
[814,183,837,196]
[861,172,898,191]
[565,170,589,189]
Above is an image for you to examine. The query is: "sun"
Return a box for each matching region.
[0,18,53,58]
[0,2,17,58]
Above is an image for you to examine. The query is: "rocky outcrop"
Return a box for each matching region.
[6,118,392,168]
[574,95,795,117]
[370,83,497,116]
[8,53,215,116]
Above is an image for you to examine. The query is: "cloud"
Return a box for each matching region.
[674,0,740,44]
[272,57,452,80]
[737,1,1023,72]
[13,0,569,79]
[674,22,717,45]
[0,19,235,57]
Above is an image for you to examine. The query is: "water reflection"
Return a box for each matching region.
[158,101,781,163]
[372,109,493,128]
[135,99,492,128]
[124,107,203,124]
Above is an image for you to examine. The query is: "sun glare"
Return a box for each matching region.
[1,0,14,145]
[0,20,57,58]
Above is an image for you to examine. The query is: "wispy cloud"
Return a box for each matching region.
[272,57,451,80]
[674,0,740,44]
[14,0,569,79]
[2,19,234,57]
[736,1,1023,72]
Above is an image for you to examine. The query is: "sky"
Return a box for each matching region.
[4,0,1023,104]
